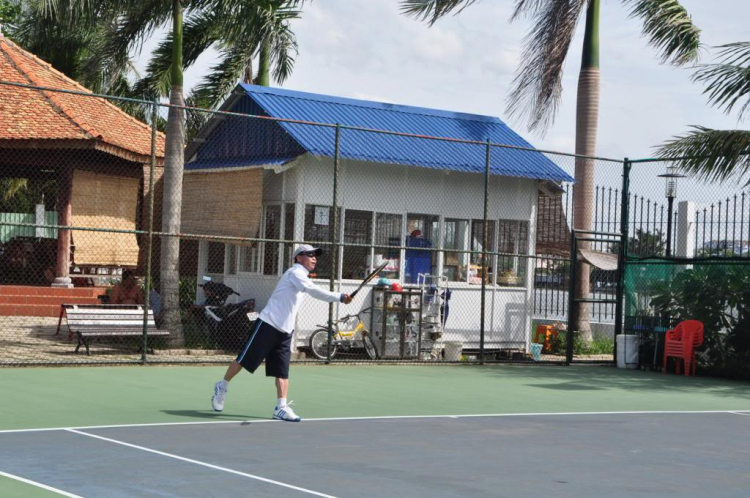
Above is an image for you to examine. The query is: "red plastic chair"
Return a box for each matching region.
[663,320,704,376]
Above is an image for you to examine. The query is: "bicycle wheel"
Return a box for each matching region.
[362,331,378,360]
[309,329,338,360]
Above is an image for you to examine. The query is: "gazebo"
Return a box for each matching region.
[0,34,165,288]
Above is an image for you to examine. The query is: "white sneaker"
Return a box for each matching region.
[212,381,227,412]
[273,401,301,422]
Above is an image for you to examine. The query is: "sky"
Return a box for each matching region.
[135,0,748,161]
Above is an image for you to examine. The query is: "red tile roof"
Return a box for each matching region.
[0,34,165,162]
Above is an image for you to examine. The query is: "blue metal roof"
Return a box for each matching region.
[189,84,573,182]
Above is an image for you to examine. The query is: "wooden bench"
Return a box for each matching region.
[58,304,168,355]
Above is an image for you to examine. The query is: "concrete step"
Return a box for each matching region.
[0,285,108,298]
[0,285,108,317]
[0,295,102,306]
[0,304,63,318]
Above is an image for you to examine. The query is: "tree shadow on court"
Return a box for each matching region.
[161,410,268,421]
[462,365,750,400]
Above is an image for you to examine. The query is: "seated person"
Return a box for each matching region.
[110,270,144,305]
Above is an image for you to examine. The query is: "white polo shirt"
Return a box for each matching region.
[259,263,343,334]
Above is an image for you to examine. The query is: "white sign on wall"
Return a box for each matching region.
[314,207,329,226]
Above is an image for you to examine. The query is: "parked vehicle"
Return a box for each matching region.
[196,280,256,352]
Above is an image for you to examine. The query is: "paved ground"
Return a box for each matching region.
[0,316,235,365]
[0,316,611,366]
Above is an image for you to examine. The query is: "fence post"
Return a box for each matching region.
[480,139,491,364]
[327,124,341,364]
[614,158,631,352]
[566,230,577,365]
[142,97,159,363]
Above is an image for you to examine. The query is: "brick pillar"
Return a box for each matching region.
[53,166,73,288]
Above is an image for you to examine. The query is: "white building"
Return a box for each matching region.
[182,84,573,354]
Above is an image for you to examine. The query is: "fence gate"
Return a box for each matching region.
[566,229,624,364]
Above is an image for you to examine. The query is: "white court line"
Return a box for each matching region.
[0,470,84,498]
[1,409,749,435]
[730,411,750,417]
[66,429,337,498]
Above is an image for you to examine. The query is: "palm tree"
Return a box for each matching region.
[94,0,304,342]
[19,0,197,343]
[129,0,304,136]
[657,42,750,183]
[158,0,187,345]
[401,0,701,339]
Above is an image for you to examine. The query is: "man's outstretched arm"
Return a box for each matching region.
[290,272,352,303]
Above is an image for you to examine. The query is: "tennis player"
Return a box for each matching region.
[211,244,353,421]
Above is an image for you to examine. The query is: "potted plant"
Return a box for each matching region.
[498,269,518,285]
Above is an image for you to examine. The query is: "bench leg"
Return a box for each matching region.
[75,334,91,355]
[55,309,64,336]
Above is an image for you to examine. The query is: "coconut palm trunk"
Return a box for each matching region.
[572,0,600,342]
[256,37,271,86]
[401,0,700,342]
[160,0,185,344]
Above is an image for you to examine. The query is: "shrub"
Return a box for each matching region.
[649,264,750,379]
[547,330,613,356]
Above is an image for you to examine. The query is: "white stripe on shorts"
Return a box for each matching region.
[237,319,263,363]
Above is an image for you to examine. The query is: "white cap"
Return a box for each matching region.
[293,244,323,259]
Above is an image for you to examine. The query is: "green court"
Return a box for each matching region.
[2,365,749,497]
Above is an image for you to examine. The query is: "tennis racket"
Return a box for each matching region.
[350,261,389,298]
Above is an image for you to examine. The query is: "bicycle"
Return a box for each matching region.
[309,307,378,360]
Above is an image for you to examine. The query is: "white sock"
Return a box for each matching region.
[277,398,287,408]
[219,380,229,391]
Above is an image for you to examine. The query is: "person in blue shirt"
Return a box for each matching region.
[405,230,433,284]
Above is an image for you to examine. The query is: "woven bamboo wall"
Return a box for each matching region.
[181,168,262,242]
[71,169,139,266]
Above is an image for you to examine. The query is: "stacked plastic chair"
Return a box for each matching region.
[662,320,704,376]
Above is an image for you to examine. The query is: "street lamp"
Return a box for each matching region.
[658,165,685,257]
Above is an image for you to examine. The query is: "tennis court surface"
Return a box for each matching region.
[2,365,749,497]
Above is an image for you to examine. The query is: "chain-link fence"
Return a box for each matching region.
[14,79,725,368]
[619,159,750,377]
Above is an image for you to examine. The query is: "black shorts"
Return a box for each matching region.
[236,320,292,379]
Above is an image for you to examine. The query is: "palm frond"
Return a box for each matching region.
[657,127,750,184]
[103,1,173,64]
[185,44,254,138]
[2,179,28,202]
[625,0,701,66]
[35,0,98,22]
[270,22,298,84]
[693,42,750,120]
[211,0,302,42]
[510,0,550,21]
[132,9,223,98]
[185,94,210,141]
[399,0,477,26]
[506,0,587,133]
[78,19,133,94]
[189,43,255,110]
